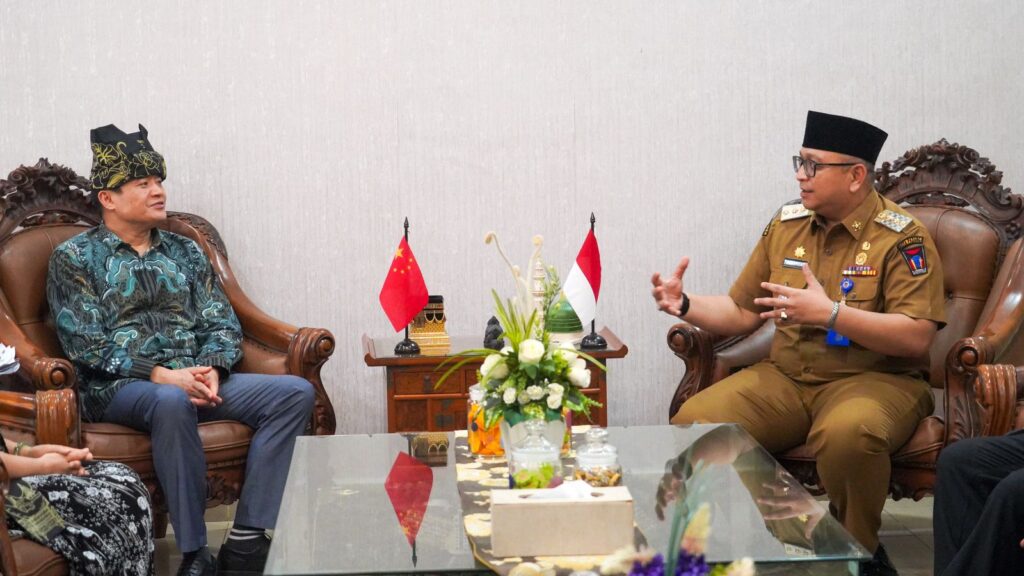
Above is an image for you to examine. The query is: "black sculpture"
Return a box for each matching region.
[483,316,504,350]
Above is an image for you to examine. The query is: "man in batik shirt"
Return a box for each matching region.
[47,124,315,576]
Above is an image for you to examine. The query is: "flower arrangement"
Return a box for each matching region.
[599,503,754,576]
[438,232,603,429]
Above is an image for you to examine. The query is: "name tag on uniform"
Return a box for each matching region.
[782,258,806,270]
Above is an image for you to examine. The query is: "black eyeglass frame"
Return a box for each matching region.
[792,155,859,178]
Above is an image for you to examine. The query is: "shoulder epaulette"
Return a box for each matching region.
[779,203,813,222]
[874,209,913,232]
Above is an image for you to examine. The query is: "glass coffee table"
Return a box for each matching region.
[265,424,870,575]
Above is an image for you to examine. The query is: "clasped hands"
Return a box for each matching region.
[24,444,94,476]
[151,365,223,407]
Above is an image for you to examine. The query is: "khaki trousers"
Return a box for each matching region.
[670,361,933,552]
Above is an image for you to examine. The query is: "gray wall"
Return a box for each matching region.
[2,1,1022,434]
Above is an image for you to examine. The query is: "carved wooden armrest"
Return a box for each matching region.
[220,264,336,435]
[0,308,75,391]
[954,240,1024,370]
[0,389,79,447]
[666,320,772,418]
[666,322,720,418]
[970,364,1022,437]
[167,212,338,435]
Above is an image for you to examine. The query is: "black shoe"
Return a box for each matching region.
[218,533,271,576]
[862,543,899,576]
[177,546,217,576]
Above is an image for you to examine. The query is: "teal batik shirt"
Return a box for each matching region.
[46,225,243,422]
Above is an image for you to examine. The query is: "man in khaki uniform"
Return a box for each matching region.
[652,111,946,576]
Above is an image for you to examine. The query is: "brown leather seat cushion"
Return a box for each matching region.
[83,421,253,477]
[11,537,67,576]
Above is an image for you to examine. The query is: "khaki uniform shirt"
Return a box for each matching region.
[729,190,947,384]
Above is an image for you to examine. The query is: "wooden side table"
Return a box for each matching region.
[362,328,628,433]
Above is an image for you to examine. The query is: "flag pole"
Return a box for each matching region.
[580,212,607,350]
[395,217,421,355]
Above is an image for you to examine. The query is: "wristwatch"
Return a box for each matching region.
[678,293,691,318]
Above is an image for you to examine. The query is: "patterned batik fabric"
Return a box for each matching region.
[9,461,155,575]
[88,124,167,191]
[46,225,243,421]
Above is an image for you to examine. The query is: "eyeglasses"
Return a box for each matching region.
[792,155,858,178]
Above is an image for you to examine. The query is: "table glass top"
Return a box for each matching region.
[266,424,869,575]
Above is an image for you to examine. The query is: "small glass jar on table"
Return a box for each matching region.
[509,419,564,489]
[467,384,504,459]
[574,427,621,487]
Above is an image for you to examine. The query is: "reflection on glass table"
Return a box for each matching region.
[265,424,869,575]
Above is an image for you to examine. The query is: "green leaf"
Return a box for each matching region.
[504,408,526,427]
[576,350,608,372]
[433,348,500,390]
[523,363,538,379]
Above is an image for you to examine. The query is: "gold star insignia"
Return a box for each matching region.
[794,246,806,258]
[852,221,862,231]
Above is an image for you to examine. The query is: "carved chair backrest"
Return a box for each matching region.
[876,140,1024,387]
[0,159,231,365]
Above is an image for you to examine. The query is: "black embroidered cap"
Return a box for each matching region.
[802,111,888,164]
[89,124,166,191]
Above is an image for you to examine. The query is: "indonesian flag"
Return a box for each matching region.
[563,229,602,326]
[379,237,429,331]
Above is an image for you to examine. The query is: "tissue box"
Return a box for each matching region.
[490,485,634,557]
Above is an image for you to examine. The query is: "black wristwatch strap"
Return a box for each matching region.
[678,292,691,318]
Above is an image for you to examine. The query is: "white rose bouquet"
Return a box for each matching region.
[438,233,603,429]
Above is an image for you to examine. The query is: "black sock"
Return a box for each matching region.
[181,546,207,563]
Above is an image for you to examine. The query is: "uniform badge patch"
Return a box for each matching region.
[780,204,813,222]
[875,209,913,232]
[898,236,928,276]
[783,258,806,269]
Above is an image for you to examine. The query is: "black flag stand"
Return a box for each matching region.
[580,212,607,350]
[395,217,421,355]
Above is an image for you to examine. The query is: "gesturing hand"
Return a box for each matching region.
[754,264,833,326]
[757,474,826,540]
[651,257,690,316]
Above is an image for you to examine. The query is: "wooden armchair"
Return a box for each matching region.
[667,140,1024,500]
[0,159,337,575]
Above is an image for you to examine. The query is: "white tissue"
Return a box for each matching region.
[0,344,18,375]
[521,480,598,500]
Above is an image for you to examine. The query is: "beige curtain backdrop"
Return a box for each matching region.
[1,1,1022,434]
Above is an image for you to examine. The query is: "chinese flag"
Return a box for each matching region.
[379,237,429,331]
[384,452,434,547]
